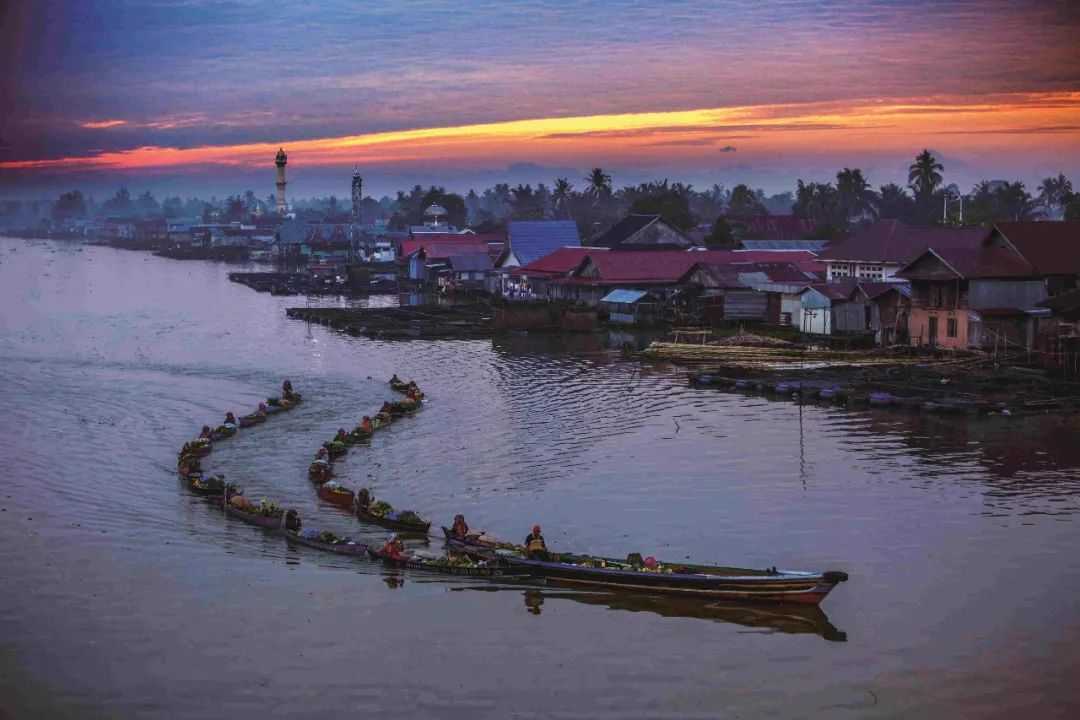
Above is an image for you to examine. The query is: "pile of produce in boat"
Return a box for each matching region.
[189,474,236,496]
[356,490,430,531]
[302,528,357,546]
[308,462,333,482]
[323,439,348,456]
[230,497,283,518]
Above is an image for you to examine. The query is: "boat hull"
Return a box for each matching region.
[355,505,431,534]
[443,530,845,605]
[367,548,516,576]
[317,486,355,508]
[223,503,282,529]
[283,529,367,556]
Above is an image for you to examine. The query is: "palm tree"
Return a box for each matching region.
[876,183,914,221]
[999,181,1041,221]
[1038,173,1073,218]
[551,178,574,218]
[836,168,876,224]
[908,150,944,199]
[585,168,612,198]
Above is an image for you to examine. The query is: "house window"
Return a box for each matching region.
[946,317,958,338]
[830,263,851,278]
[858,264,883,280]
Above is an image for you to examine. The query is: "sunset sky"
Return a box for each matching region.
[2,0,1078,198]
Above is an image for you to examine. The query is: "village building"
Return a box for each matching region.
[497,220,581,268]
[591,214,701,250]
[819,219,985,282]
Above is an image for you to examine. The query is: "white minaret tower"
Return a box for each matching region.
[275,148,288,214]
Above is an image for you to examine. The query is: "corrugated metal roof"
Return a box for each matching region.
[820,220,987,264]
[448,253,494,272]
[601,289,652,304]
[726,215,822,241]
[513,247,598,276]
[507,220,581,265]
[740,239,828,251]
[993,221,1080,275]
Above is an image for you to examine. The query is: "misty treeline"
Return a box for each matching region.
[6,151,1078,239]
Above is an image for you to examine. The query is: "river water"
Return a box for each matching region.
[1,237,1079,719]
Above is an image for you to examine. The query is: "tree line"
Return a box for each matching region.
[6,150,1077,240]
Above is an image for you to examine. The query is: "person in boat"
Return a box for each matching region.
[359,416,374,434]
[224,411,237,428]
[390,374,401,385]
[450,514,470,539]
[334,428,349,443]
[378,534,407,561]
[282,379,295,399]
[257,402,268,417]
[284,509,302,533]
[355,487,371,510]
[313,447,331,465]
[524,525,549,561]
[198,425,213,440]
[380,401,393,415]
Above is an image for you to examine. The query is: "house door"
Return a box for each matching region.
[928,316,939,346]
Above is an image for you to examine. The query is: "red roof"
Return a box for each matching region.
[820,220,986,264]
[725,214,821,240]
[992,221,1080,275]
[898,245,1033,280]
[511,247,598,277]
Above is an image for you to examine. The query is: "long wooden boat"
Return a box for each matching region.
[323,440,348,457]
[239,413,266,428]
[442,529,847,605]
[187,441,213,457]
[388,400,419,416]
[389,379,409,393]
[308,463,333,483]
[223,502,282,529]
[366,547,518,576]
[317,484,355,508]
[355,504,431,534]
[283,529,367,556]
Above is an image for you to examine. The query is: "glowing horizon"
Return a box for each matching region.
[4,92,1078,175]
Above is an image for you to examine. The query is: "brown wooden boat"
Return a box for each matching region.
[223,502,282,529]
[317,484,355,508]
[283,529,367,556]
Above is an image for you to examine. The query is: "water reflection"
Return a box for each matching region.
[516,588,845,640]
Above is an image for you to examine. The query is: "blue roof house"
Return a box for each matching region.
[498,220,581,268]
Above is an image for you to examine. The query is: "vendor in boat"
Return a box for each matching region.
[224,411,237,428]
[355,487,371,509]
[524,525,550,561]
[282,378,295,399]
[380,400,393,415]
[257,402,268,416]
[334,428,349,443]
[313,447,331,465]
[198,425,213,440]
[284,509,302,533]
[359,416,374,434]
[378,534,407,560]
[450,514,470,539]
[390,374,401,385]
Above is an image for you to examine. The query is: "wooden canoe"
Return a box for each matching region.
[308,463,333,483]
[283,529,367,556]
[355,504,431,534]
[366,547,516,576]
[317,484,355,508]
[323,440,348,457]
[239,413,266,428]
[442,529,847,605]
[223,502,282,529]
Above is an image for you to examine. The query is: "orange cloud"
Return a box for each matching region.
[11,92,1079,173]
[79,120,128,129]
